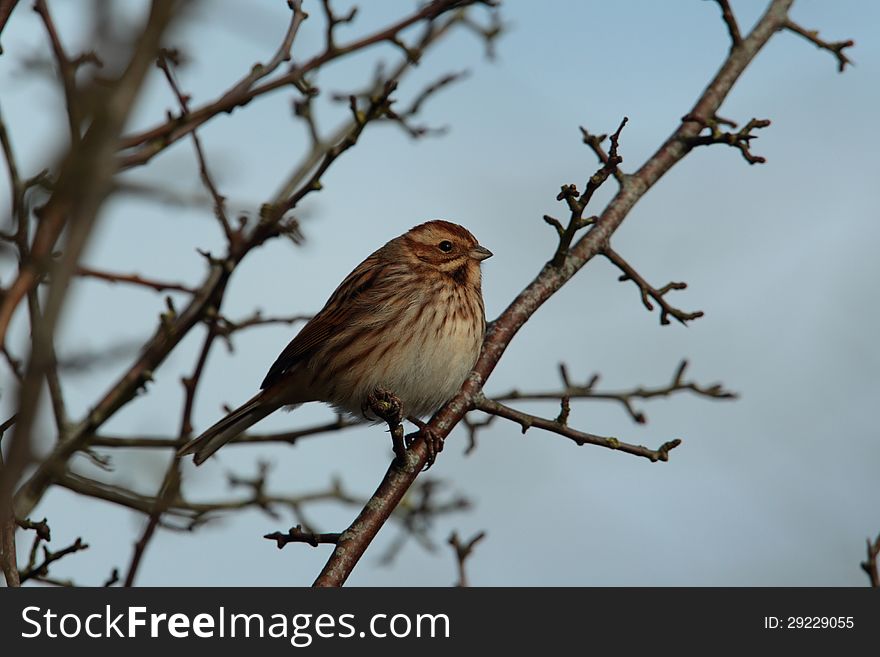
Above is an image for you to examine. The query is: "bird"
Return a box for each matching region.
[177,220,492,465]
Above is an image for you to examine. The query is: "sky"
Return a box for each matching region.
[1,1,878,586]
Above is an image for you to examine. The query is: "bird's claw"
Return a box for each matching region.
[406,416,444,470]
[365,388,407,460]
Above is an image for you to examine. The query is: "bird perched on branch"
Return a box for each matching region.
[178,220,492,465]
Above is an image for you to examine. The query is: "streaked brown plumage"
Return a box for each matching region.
[178,220,492,465]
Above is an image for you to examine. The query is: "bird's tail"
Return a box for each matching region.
[177,392,280,465]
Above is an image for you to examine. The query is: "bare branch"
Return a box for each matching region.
[474,394,681,463]
[18,536,88,584]
[0,1,20,53]
[549,117,627,268]
[117,0,486,169]
[681,114,771,164]
[712,0,742,48]
[76,265,197,294]
[265,525,341,549]
[156,48,233,240]
[493,360,735,425]
[783,20,854,72]
[89,415,360,449]
[448,530,485,587]
[862,533,880,588]
[604,247,704,325]
[312,0,829,588]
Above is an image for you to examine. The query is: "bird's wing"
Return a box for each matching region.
[260,253,383,389]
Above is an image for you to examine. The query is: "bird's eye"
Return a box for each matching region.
[438,240,453,253]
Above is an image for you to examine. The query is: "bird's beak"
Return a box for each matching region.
[470,245,493,261]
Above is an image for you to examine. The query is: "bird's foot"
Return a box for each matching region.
[406,416,445,470]
[364,387,406,460]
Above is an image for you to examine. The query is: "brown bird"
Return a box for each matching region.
[178,220,492,465]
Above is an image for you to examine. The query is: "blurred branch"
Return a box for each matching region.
[0,440,19,586]
[712,0,742,49]
[214,309,311,351]
[19,536,88,584]
[448,530,485,587]
[2,0,177,516]
[265,477,470,565]
[156,48,233,241]
[0,1,19,53]
[89,415,359,449]
[862,534,880,588]
[123,309,225,585]
[76,265,197,294]
[33,0,83,142]
[782,19,854,72]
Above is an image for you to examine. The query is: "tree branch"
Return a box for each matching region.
[474,394,681,462]
[312,0,843,588]
[448,530,485,587]
[604,247,704,325]
[862,533,879,588]
[491,360,735,425]
[783,19,854,72]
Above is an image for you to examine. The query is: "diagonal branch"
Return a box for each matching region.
[156,48,233,241]
[712,0,742,49]
[604,247,704,325]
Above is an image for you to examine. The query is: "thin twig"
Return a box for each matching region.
[18,537,88,584]
[783,19,854,72]
[604,247,704,325]
[265,524,341,549]
[862,534,880,588]
[448,530,485,587]
[713,0,742,48]
[474,394,681,463]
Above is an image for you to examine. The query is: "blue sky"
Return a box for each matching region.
[1,1,878,586]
